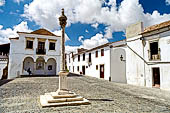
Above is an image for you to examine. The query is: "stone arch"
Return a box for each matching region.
[111,48,127,83]
[35,57,45,75]
[23,57,34,74]
[46,58,56,75]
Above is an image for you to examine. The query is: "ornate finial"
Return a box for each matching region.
[62,8,64,15]
[59,8,67,28]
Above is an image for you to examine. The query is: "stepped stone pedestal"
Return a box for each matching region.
[40,72,90,107]
[40,9,90,107]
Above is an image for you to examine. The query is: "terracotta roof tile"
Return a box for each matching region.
[9,37,19,40]
[72,40,126,57]
[17,29,60,37]
[142,20,170,34]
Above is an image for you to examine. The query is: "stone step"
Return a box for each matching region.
[40,95,90,107]
[49,92,78,99]
[47,95,84,103]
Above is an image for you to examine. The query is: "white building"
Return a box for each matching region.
[67,40,127,83]
[67,20,170,90]
[0,43,9,79]
[126,20,170,90]
[7,29,61,79]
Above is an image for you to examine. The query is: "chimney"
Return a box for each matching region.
[77,48,87,53]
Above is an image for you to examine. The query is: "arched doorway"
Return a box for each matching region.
[35,57,45,75]
[111,48,126,83]
[23,57,34,75]
[46,58,56,75]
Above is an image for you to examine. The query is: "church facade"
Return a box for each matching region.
[8,29,61,79]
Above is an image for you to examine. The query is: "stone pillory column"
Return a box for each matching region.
[59,8,67,72]
[40,9,90,107]
[57,8,68,93]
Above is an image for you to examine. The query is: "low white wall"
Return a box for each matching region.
[0,61,8,79]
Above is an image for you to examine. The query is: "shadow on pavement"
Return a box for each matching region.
[20,75,58,78]
[88,99,114,101]
[20,73,83,78]
[67,73,83,77]
[0,79,13,86]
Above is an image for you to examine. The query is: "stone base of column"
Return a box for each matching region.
[40,72,90,107]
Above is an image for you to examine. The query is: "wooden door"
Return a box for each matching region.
[100,64,104,78]
[152,68,160,88]
[82,66,85,75]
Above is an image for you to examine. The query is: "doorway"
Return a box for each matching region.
[82,66,85,75]
[100,64,104,78]
[152,68,160,88]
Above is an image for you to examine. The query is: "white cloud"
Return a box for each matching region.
[104,27,113,39]
[91,23,99,29]
[0,21,31,44]
[13,0,24,4]
[0,0,5,6]
[23,0,170,33]
[82,33,108,49]
[78,36,83,42]
[66,33,108,53]
[53,30,70,41]
[85,29,89,33]
[23,0,170,53]
[65,45,82,53]
[166,0,170,5]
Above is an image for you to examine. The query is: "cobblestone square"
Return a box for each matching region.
[0,75,170,113]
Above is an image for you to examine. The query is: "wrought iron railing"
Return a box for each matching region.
[36,49,46,55]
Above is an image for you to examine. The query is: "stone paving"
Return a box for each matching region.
[0,75,170,113]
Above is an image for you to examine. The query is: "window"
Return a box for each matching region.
[69,56,70,63]
[83,53,85,61]
[89,53,91,62]
[78,55,80,62]
[37,41,46,54]
[38,41,45,50]
[96,51,98,58]
[36,58,45,70]
[48,65,52,70]
[101,49,104,56]
[96,65,98,70]
[77,66,79,71]
[49,42,55,50]
[149,41,160,60]
[73,66,74,72]
[26,40,33,49]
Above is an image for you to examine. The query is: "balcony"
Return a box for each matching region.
[148,48,161,61]
[151,54,160,60]
[86,58,92,66]
[36,49,46,55]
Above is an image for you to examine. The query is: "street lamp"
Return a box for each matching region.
[120,55,126,61]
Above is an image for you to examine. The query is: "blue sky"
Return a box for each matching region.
[0,0,170,53]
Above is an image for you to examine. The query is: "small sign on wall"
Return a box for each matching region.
[48,65,52,70]
[167,39,170,44]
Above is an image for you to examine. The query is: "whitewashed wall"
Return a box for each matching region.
[67,46,111,80]
[126,35,145,86]
[126,30,170,90]
[144,31,170,90]
[8,33,61,79]
[0,61,8,79]
[111,47,127,83]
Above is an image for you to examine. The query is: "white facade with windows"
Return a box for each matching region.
[126,21,170,90]
[67,40,126,82]
[67,20,170,91]
[8,29,61,79]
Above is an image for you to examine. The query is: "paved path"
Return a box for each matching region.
[0,75,170,113]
